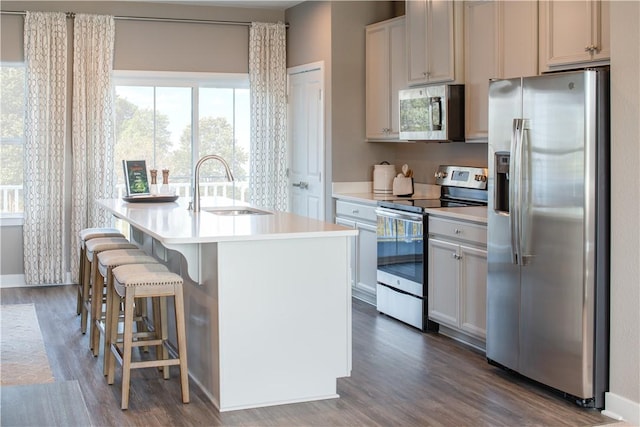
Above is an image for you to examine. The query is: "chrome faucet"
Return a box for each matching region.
[191,155,235,212]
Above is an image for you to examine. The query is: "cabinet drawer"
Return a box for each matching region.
[335,200,377,223]
[428,216,486,245]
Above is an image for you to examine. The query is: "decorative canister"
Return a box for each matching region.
[373,162,396,194]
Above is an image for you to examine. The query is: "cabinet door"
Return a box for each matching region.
[427,0,456,83]
[336,217,356,289]
[366,17,406,140]
[355,222,378,296]
[388,18,407,136]
[406,0,429,85]
[366,23,391,139]
[427,237,459,327]
[459,244,487,339]
[464,1,497,142]
[591,0,610,63]
[540,0,610,71]
[499,1,538,79]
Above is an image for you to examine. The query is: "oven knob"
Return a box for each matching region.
[435,171,448,179]
[474,174,487,182]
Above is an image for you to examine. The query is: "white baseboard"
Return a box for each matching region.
[0,274,26,288]
[0,272,75,288]
[603,392,640,425]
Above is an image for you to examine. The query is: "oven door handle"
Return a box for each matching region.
[375,209,423,223]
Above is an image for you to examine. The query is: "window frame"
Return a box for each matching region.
[0,61,26,226]
[112,70,250,199]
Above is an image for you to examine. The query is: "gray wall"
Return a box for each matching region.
[609,0,640,413]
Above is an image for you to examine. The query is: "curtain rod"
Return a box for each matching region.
[0,10,288,27]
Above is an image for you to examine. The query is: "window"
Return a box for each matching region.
[114,72,250,203]
[0,63,26,217]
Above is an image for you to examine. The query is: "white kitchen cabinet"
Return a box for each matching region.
[539,0,610,72]
[335,199,378,304]
[464,0,538,142]
[405,0,463,86]
[427,215,487,349]
[366,16,407,141]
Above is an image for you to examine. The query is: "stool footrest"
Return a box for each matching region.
[131,359,181,370]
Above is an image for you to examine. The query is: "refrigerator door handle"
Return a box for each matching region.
[509,118,522,265]
[520,119,532,266]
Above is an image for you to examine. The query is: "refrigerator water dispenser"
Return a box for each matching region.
[494,152,510,213]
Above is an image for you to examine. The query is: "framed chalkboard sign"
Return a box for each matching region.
[122,160,150,196]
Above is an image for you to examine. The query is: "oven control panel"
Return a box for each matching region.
[434,165,488,190]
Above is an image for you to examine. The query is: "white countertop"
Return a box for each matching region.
[425,206,488,224]
[98,197,357,244]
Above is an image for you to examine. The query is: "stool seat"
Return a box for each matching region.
[93,249,159,365]
[108,263,189,410]
[86,237,138,260]
[113,264,181,294]
[97,249,157,278]
[79,227,124,249]
[76,228,125,317]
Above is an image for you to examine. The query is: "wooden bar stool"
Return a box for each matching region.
[84,238,138,347]
[95,248,159,372]
[107,263,189,410]
[77,228,124,320]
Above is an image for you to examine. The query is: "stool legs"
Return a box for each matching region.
[80,253,92,334]
[108,287,189,410]
[120,291,136,409]
[174,284,190,405]
[76,246,84,315]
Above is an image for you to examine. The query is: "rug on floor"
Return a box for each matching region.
[0,303,55,386]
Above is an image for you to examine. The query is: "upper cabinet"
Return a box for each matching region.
[366,16,407,141]
[539,0,610,72]
[464,1,538,142]
[406,0,463,86]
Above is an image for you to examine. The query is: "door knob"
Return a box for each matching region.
[292,181,309,189]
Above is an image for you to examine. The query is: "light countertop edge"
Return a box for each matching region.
[332,185,487,224]
[424,206,488,225]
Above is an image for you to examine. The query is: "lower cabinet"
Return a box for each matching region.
[335,199,378,304]
[427,216,487,349]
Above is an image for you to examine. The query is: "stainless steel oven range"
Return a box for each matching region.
[375,165,488,330]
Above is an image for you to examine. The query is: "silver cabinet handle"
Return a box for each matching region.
[292,181,309,189]
[352,209,359,214]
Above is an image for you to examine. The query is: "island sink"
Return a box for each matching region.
[202,206,272,216]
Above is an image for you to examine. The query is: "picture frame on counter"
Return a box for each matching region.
[123,160,150,196]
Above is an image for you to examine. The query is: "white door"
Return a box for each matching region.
[287,62,325,220]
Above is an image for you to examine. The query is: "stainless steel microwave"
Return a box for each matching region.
[398,84,465,142]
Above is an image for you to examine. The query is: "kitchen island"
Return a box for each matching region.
[98,197,357,412]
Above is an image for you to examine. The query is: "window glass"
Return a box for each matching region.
[0,64,25,215]
[114,73,249,202]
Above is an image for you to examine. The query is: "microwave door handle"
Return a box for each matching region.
[430,96,442,131]
[509,119,521,265]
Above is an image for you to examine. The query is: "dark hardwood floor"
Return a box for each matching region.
[1,285,615,426]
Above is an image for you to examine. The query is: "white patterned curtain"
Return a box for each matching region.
[23,12,67,285]
[70,14,116,283]
[249,22,288,211]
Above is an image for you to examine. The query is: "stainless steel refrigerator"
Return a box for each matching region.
[487,68,609,409]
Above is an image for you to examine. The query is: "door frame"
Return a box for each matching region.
[286,61,326,220]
